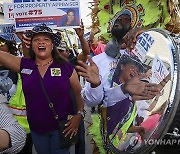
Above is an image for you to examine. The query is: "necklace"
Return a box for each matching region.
[36,59,53,67]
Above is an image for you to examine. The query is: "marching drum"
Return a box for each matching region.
[100,28,180,154]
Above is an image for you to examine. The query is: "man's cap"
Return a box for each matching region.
[107,7,137,33]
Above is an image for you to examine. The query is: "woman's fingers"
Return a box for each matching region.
[70,129,78,138]
[63,123,78,137]
[65,128,78,138]
[63,115,81,137]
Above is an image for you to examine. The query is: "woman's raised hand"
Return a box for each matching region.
[74,19,84,38]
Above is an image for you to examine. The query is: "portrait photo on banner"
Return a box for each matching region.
[58,8,80,27]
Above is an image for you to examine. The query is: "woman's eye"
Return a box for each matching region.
[33,38,38,42]
[44,38,50,41]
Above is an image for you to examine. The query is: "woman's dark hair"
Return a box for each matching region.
[29,34,67,64]
[67,9,76,15]
[0,38,18,56]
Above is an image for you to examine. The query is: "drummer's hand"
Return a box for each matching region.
[121,28,146,51]
[76,55,101,88]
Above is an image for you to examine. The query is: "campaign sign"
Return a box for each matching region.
[3,3,15,24]
[0,23,21,42]
[132,32,155,62]
[5,0,80,31]
[0,23,15,34]
[150,55,169,84]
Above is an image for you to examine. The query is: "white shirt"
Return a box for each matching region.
[81,52,129,107]
[136,100,149,119]
[0,94,26,154]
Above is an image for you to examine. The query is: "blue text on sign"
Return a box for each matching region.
[138,33,154,52]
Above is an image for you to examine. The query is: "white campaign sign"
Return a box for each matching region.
[150,55,169,84]
[3,3,15,24]
[131,32,155,62]
[4,0,81,31]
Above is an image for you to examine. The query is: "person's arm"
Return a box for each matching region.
[77,56,104,106]
[0,102,26,153]
[0,51,21,73]
[0,130,10,150]
[77,56,161,106]
[63,69,84,138]
[81,81,104,107]
[82,83,129,107]
[103,84,129,106]
[74,21,90,62]
[77,37,90,62]
[146,95,160,112]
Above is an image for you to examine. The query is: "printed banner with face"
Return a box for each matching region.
[3,0,81,31]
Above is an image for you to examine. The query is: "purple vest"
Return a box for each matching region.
[106,98,133,135]
[20,58,75,134]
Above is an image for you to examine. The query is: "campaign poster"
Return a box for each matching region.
[0,23,21,42]
[150,55,169,84]
[131,32,155,62]
[5,0,81,31]
[3,3,15,24]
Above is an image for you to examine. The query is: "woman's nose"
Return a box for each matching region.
[38,40,45,44]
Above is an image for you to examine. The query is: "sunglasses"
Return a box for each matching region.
[0,41,6,47]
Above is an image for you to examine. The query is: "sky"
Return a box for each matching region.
[80,0,93,27]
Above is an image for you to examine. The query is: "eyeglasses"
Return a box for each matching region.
[0,41,6,47]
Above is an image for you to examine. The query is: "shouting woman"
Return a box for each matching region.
[0,24,84,154]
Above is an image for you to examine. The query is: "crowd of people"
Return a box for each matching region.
[0,7,169,154]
